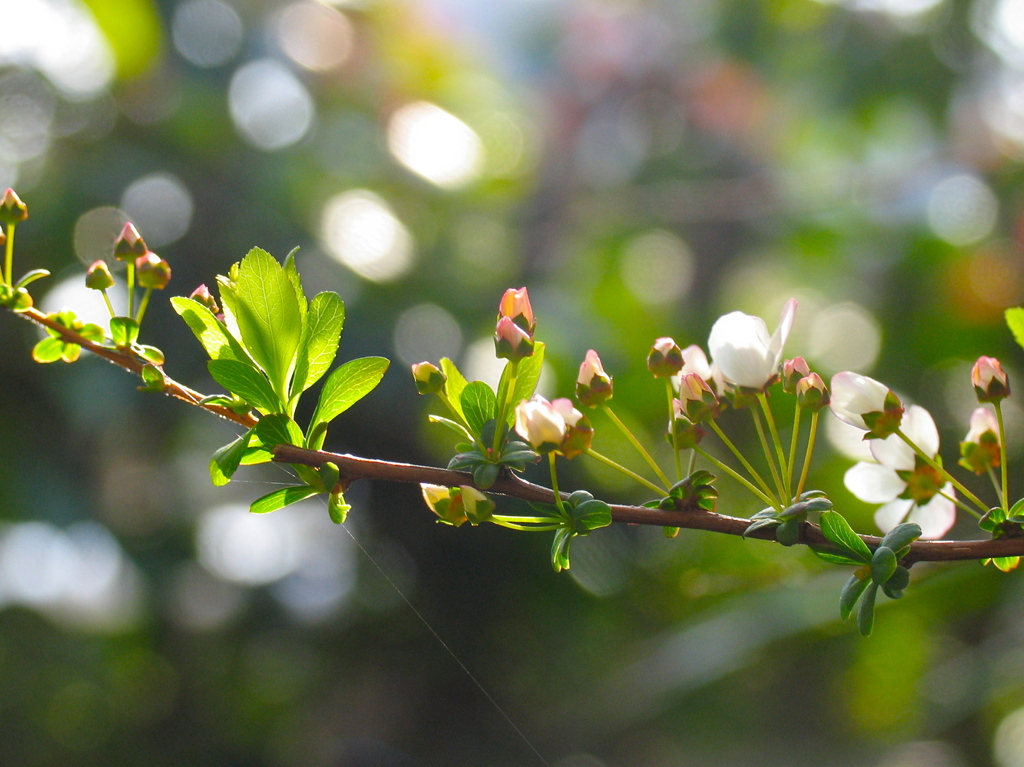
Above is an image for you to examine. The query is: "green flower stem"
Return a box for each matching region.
[693,445,782,511]
[666,379,682,480]
[126,260,136,318]
[787,403,802,496]
[492,360,519,455]
[687,449,697,475]
[894,429,989,514]
[492,515,559,524]
[937,488,983,518]
[757,392,790,494]
[707,419,776,501]
[491,520,562,531]
[995,401,1010,516]
[135,287,153,325]
[100,289,116,319]
[795,411,819,501]
[548,452,569,517]
[584,448,667,496]
[3,223,14,285]
[602,404,671,488]
[751,408,788,503]
[987,467,1004,507]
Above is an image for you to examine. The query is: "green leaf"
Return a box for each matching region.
[812,547,864,566]
[440,358,469,419]
[551,527,573,572]
[255,414,305,452]
[819,511,872,563]
[571,499,612,533]
[291,291,344,397]
[1006,307,1024,352]
[328,490,350,524]
[776,518,800,546]
[878,523,921,553]
[209,430,253,487]
[170,296,245,362]
[136,345,165,365]
[461,381,497,436]
[250,485,320,514]
[307,356,390,448]
[428,414,475,442]
[857,583,879,636]
[743,517,782,538]
[110,316,139,347]
[473,462,499,489]
[32,336,64,363]
[870,546,898,585]
[507,342,545,425]
[840,574,870,622]
[208,359,282,414]
[14,268,50,289]
[224,248,303,395]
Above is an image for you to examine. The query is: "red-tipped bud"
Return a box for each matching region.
[85,260,114,291]
[676,372,718,422]
[576,350,613,407]
[136,252,171,289]
[795,373,829,411]
[972,356,1010,403]
[494,315,535,360]
[411,361,447,395]
[189,284,220,314]
[114,222,148,261]
[647,337,683,378]
[0,188,28,224]
[782,357,811,394]
[498,287,535,335]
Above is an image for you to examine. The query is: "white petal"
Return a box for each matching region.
[708,312,774,388]
[869,431,916,472]
[901,404,939,459]
[844,462,906,503]
[829,372,890,429]
[825,413,877,462]
[874,498,914,534]
[767,298,798,365]
[907,487,957,540]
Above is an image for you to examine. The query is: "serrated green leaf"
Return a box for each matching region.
[209,429,253,487]
[840,574,870,622]
[812,547,865,566]
[226,248,304,396]
[1006,307,1024,352]
[857,583,879,636]
[307,356,390,449]
[208,359,282,414]
[461,381,497,436]
[507,342,545,424]
[291,292,345,400]
[32,336,64,363]
[250,485,320,514]
[440,358,469,419]
[110,316,139,347]
[170,296,246,362]
[819,511,872,563]
[254,413,305,450]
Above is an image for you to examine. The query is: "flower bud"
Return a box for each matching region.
[0,188,28,224]
[114,222,148,261]
[782,357,811,394]
[498,286,535,335]
[85,260,114,291]
[513,395,590,457]
[829,372,903,438]
[972,356,1010,403]
[647,337,683,378]
[576,349,613,407]
[411,361,447,395]
[420,484,468,526]
[461,485,495,525]
[136,252,171,289]
[796,373,830,411]
[189,284,219,314]
[676,373,718,422]
[959,407,1001,475]
[669,409,706,449]
[494,315,534,360]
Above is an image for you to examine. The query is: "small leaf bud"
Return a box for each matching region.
[136,252,171,289]
[85,260,115,291]
[647,337,683,378]
[782,357,811,394]
[114,222,148,261]
[0,188,28,224]
[576,350,613,407]
[796,373,830,411]
[189,284,219,314]
[411,361,447,395]
[972,356,1010,403]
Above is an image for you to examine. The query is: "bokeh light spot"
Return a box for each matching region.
[120,172,194,248]
[276,2,353,72]
[41,270,127,327]
[995,707,1024,767]
[619,229,694,305]
[387,102,484,189]
[229,58,315,151]
[320,190,414,282]
[197,504,303,586]
[927,174,998,246]
[172,0,244,69]
[807,301,882,375]
[393,303,462,367]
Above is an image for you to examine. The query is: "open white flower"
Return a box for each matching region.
[707,299,797,389]
[843,405,956,540]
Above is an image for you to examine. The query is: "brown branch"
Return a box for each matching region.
[272,444,1023,564]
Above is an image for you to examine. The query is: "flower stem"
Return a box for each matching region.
[895,429,989,514]
[795,411,819,501]
[707,419,776,501]
[751,407,788,504]
[666,379,681,480]
[490,520,562,531]
[584,448,667,495]
[126,260,136,318]
[937,488,983,519]
[995,401,1010,516]
[603,404,671,488]
[549,452,569,517]
[787,403,802,496]
[693,445,782,511]
[492,514,558,524]
[687,449,697,475]
[3,223,14,285]
[757,392,790,494]
[135,287,153,325]
[100,290,116,319]
[492,360,519,455]
[987,466,1004,507]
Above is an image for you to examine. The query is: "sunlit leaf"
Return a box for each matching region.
[208,359,281,414]
[250,485,320,514]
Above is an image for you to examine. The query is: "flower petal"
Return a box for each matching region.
[707,311,775,388]
[874,498,914,534]
[825,413,877,462]
[902,404,940,458]
[767,298,798,364]
[869,431,915,472]
[844,462,906,503]
[829,372,890,430]
[907,485,956,540]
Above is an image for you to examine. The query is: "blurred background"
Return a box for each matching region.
[3,0,1024,764]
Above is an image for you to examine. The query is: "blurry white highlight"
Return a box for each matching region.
[995,706,1024,767]
[276,2,353,72]
[807,302,881,375]
[320,190,414,282]
[121,172,194,248]
[197,503,302,586]
[388,102,484,189]
[229,58,315,150]
[393,303,463,367]
[42,271,127,328]
[619,230,694,305]
[172,0,244,69]
[927,175,998,246]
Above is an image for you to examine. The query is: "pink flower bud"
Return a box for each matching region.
[647,337,683,378]
[85,260,114,291]
[959,407,1001,475]
[411,361,447,395]
[494,315,535,360]
[576,349,613,407]
[114,222,148,261]
[676,372,718,422]
[0,188,28,224]
[514,395,568,452]
[136,252,171,289]
[498,286,535,334]
[795,373,829,411]
[189,284,219,314]
[972,356,1010,403]
[783,357,811,394]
